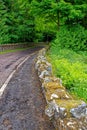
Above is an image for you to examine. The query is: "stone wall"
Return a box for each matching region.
[0,43,35,52]
[0,42,46,52]
[35,48,87,130]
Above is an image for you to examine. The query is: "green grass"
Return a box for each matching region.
[0,48,31,55]
[48,47,87,102]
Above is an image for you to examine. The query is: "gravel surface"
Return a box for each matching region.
[0,48,54,130]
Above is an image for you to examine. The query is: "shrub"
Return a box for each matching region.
[52,25,87,51]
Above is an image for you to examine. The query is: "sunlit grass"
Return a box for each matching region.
[48,47,87,102]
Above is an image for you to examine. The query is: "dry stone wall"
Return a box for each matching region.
[35,48,87,130]
[0,42,45,52]
[0,43,31,52]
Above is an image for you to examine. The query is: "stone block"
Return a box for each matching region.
[70,103,87,119]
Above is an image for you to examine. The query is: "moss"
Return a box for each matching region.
[55,99,83,111]
[46,89,73,101]
[44,82,65,91]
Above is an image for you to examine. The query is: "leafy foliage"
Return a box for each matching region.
[0,0,87,44]
[0,0,10,44]
[0,0,35,44]
[52,25,87,51]
[31,0,87,29]
[49,48,87,102]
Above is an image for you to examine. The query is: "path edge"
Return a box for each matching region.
[0,55,31,97]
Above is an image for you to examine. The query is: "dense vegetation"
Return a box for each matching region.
[0,0,87,101]
[0,0,35,44]
[1,0,87,44]
[49,47,87,102]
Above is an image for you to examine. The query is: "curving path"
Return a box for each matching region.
[0,47,54,130]
[0,47,42,88]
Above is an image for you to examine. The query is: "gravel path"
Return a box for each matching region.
[0,49,54,130]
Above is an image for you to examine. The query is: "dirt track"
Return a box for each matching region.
[0,47,54,130]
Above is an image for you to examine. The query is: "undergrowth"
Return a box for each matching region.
[49,46,87,102]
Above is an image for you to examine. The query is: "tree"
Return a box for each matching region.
[0,0,36,44]
[0,0,10,44]
[0,0,87,44]
[31,0,87,30]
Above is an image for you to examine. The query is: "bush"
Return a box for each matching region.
[52,25,87,51]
